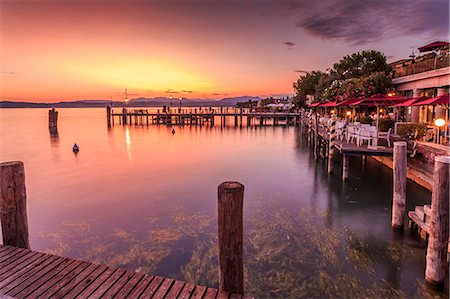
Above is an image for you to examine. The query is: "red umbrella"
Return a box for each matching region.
[411,94,449,106]
[393,96,429,107]
[308,102,321,108]
[318,101,338,107]
[337,98,361,106]
[351,94,406,148]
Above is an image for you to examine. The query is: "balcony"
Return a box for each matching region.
[392,53,450,78]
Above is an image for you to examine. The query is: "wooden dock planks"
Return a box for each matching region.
[0,245,250,298]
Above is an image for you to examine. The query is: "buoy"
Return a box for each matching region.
[73,143,79,152]
[172,128,175,134]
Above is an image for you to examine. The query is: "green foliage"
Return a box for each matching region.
[332,50,391,79]
[324,72,392,101]
[293,71,327,107]
[397,123,428,138]
[379,118,395,132]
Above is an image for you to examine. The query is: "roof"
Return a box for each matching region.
[418,41,449,52]
[412,94,449,106]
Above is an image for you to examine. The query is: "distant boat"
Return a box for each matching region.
[73,143,80,152]
[172,128,175,134]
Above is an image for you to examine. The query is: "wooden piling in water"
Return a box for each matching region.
[106,106,111,127]
[218,181,244,295]
[392,141,407,230]
[48,108,58,133]
[425,156,450,286]
[0,161,30,249]
[342,154,349,181]
[314,112,319,161]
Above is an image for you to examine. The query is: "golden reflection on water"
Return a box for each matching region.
[125,126,133,163]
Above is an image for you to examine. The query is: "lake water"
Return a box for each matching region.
[0,108,446,298]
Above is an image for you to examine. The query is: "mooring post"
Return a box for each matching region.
[48,108,58,133]
[425,156,450,286]
[122,108,127,125]
[0,161,30,249]
[392,141,407,230]
[106,106,111,127]
[218,181,244,295]
[327,116,336,174]
[342,154,349,181]
[314,112,319,161]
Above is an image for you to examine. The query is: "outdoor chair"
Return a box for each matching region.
[357,127,376,147]
[378,128,392,147]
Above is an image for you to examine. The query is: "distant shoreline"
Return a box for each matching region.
[0,96,261,108]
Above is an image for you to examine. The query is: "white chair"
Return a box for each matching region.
[378,128,392,147]
[357,128,374,147]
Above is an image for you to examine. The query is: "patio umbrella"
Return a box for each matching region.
[338,98,361,122]
[351,94,407,148]
[411,93,449,106]
[392,96,429,107]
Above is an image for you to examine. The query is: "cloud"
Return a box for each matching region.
[164,89,196,94]
[283,0,449,45]
[283,41,295,48]
[2,71,15,75]
[294,70,309,73]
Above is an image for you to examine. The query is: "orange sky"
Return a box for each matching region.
[1,1,448,102]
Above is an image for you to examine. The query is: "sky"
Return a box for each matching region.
[0,0,448,102]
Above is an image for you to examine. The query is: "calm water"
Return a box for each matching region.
[0,108,445,298]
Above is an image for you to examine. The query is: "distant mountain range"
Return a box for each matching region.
[0,96,261,108]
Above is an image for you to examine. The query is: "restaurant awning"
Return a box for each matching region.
[418,41,449,53]
[318,101,338,107]
[307,102,321,107]
[337,98,360,106]
[392,96,429,107]
[350,94,407,107]
[412,93,449,106]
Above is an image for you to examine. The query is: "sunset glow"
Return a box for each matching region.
[1,0,448,102]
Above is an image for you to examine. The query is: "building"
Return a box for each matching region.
[391,41,449,123]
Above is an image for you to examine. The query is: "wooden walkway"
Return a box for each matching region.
[0,245,246,299]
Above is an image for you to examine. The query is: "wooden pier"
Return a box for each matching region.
[0,245,244,299]
[303,111,449,288]
[0,161,251,298]
[107,107,301,127]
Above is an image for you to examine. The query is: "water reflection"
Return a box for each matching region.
[0,108,445,298]
[125,126,133,163]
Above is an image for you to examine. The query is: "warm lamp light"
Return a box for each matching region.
[346,111,351,116]
[434,118,446,127]
[379,108,383,113]
[330,109,335,114]
[387,92,395,97]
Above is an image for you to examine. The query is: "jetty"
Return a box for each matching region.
[106,107,301,127]
[303,111,449,288]
[0,161,250,298]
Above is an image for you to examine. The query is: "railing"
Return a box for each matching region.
[392,54,450,78]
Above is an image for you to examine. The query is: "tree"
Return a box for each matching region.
[293,71,327,107]
[332,50,391,80]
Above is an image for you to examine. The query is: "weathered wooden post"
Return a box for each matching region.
[425,156,450,286]
[327,116,336,174]
[314,112,319,161]
[122,108,127,125]
[48,108,58,133]
[342,154,349,181]
[0,161,30,249]
[218,181,244,294]
[106,106,111,127]
[391,141,407,230]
